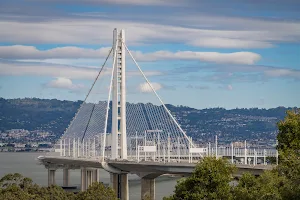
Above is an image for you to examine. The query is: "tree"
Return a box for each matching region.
[75,182,117,200]
[164,157,236,200]
[233,171,286,200]
[0,173,118,200]
[276,109,300,200]
[277,109,300,153]
[0,173,37,200]
[0,173,33,189]
[0,173,75,200]
[32,185,76,200]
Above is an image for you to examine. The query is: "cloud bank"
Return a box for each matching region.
[47,77,84,90]
[138,82,162,93]
[0,46,261,65]
[0,60,162,80]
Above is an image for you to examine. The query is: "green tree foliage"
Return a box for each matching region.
[34,185,76,200]
[233,109,300,200]
[233,171,286,200]
[76,182,117,200]
[276,109,300,200]
[277,109,300,153]
[0,173,38,200]
[0,173,33,189]
[164,157,236,200]
[0,173,76,200]
[0,173,117,200]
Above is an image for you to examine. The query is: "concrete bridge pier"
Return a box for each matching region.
[92,169,98,183]
[141,178,155,200]
[110,173,129,200]
[81,168,87,191]
[47,168,56,186]
[139,173,161,200]
[87,169,93,188]
[81,168,99,191]
[63,168,70,187]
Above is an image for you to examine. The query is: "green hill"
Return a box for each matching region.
[0,98,296,143]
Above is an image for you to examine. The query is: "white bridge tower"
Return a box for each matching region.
[111,29,127,160]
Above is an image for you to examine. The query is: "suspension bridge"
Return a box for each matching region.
[38,29,277,200]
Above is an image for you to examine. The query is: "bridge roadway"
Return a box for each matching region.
[38,155,273,200]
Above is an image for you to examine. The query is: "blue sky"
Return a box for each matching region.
[0,0,299,109]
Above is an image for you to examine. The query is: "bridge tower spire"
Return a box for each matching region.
[111,28,127,160]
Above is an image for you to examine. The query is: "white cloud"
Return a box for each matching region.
[1,1,300,50]
[47,77,84,90]
[190,38,273,48]
[0,15,299,49]
[218,84,233,90]
[0,61,100,80]
[264,69,297,77]
[0,45,261,65]
[40,0,180,6]
[0,45,111,59]
[97,0,182,6]
[134,50,260,65]
[0,60,162,80]
[139,82,162,93]
[227,84,233,90]
[198,64,300,84]
[171,14,300,44]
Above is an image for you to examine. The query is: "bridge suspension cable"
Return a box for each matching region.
[102,38,119,161]
[60,47,112,142]
[122,41,197,150]
[58,29,204,161]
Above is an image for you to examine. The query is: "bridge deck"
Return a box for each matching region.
[38,155,274,177]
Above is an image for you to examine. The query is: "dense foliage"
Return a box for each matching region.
[165,109,300,200]
[277,109,300,153]
[1,98,296,143]
[164,157,236,200]
[0,173,117,200]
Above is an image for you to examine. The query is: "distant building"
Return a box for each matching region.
[232,142,244,148]
[14,143,26,148]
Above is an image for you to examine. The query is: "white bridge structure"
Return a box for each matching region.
[39,29,277,200]
[57,135,277,166]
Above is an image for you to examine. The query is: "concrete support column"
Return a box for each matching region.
[121,174,129,200]
[110,173,119,195]
[110,173,129,200]
[86,169,100,189]
[141,178,155,200]
[63,168,70,187]
[92,169,98,183]
[48,169,56,186]
[81,168,87,191]
[86,170,93,189]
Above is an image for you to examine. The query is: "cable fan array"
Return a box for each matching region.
[56,37,199,162]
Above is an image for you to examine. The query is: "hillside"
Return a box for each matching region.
[0,98,296,143]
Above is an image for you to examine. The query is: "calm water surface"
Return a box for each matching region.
[0,152,178,200]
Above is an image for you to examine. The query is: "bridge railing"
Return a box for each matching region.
[54,138,278,166]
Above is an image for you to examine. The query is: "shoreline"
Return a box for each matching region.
[0,149,52,153]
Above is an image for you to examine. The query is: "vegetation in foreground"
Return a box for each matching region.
[0,173,117,200]
[164,109,300,200]
[0,109,299,200]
